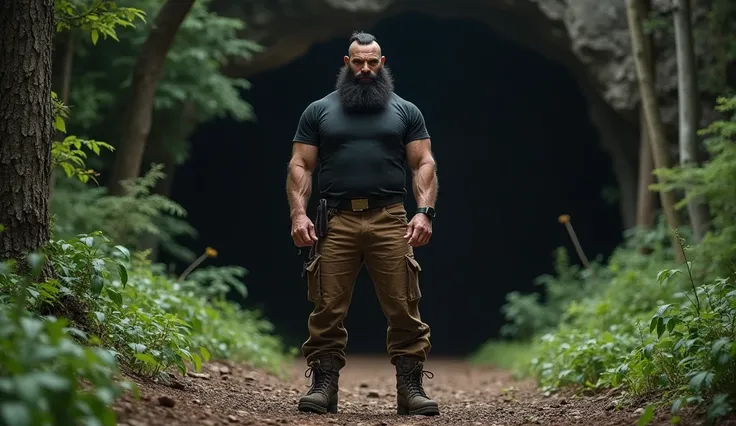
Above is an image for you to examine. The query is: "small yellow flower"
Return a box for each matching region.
[558,214,570,224]
[205,247,218,258]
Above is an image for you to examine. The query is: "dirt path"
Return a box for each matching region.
[113,356,727,426]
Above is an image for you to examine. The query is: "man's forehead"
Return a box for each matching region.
[349,41,381,58]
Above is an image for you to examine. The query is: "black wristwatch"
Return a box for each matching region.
[416,206,436,221]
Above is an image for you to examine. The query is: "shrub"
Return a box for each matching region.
[0,227,295,426]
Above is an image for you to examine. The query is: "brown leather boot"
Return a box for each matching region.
[395,356,440,416]
[297,355,342,414]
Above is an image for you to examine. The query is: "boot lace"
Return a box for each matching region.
[304,360,336,396]
[400,363,434,398]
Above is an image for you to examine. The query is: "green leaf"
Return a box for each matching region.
[54,115,66,133]
[91,29,99,45]
[656,317,665,339]
[192,353,202,372]
[106,288,122,307]
[91,275,104,296]
[35,372,71,393]
[115,245,131,261]
[1,402,31,426]
[200,346,211,362]
[637,405,655,426]
[134,353,158,367]
[689,371,714,391]
[655,303,673,317]
[117,263,128,287]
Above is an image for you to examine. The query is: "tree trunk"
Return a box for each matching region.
[636,108,656,230]
[625,0,685,263]
[636,0,656,241]
[673,0,711,242]
[0,0,55,263]
[107,0,195,196]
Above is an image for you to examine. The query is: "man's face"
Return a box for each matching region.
[336,40,394,112]
[344,43,385,84]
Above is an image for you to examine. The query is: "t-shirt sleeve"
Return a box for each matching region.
[293,102,320,145]
[403,102,431,144]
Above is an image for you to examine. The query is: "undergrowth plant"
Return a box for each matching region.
[475,96,736,425]
[0,228,295,426]
[0,245,136,426]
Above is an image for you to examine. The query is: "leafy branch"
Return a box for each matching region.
[55,0,146,45]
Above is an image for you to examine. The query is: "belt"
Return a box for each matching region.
[326,194,404,211]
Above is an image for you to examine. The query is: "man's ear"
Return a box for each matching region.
[381,56,386,65]
[344,55,349,65]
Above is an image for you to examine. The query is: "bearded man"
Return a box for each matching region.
[286,31,439,417]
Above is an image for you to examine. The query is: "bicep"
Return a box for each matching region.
[291,142,319,172]
[405,138,434,171]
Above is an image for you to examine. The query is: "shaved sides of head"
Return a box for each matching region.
[348,31,381,56]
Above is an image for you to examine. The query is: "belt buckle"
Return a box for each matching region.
[350,198,369,211]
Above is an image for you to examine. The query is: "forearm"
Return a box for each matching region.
[411,159,438,208]
[286,161,312,218]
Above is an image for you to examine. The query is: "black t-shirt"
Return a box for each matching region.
[292,90,431,200]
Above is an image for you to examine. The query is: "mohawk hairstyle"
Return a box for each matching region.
[349,31,377,45]
[348,31,379,55]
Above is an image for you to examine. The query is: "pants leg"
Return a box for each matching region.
[301,211,363,367]
[363,202,432,365]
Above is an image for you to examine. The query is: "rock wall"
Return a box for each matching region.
[212,0,717,229]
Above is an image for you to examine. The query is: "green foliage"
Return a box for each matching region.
[51,164,198,263]
[476,97,736,425]
[2,2,290,426]
[610,267,735,424]
[54,0,146,44]
[696,0,736,93]
[52,92,116,185]
[0,229,294,425]
[0,248,136,426]
[67,0,260,151]
[499,247,608,340]
[652,96,736,279]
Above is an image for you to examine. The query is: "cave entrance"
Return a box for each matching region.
[173,12,624,357]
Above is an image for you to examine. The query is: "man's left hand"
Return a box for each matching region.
[404,213,432,247]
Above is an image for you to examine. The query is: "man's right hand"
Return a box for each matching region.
[291,214,318,247]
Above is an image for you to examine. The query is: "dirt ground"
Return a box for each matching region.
[113,356,734,426]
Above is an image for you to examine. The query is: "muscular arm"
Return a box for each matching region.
[406,138,438,208]
[286,143,318,219]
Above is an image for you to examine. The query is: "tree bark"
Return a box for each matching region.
[625,0,685,263]
[0,0,55,263]
[636,0,656,235]
[636,108,656,230]
[107,0,195,196]
[673,0,711,242]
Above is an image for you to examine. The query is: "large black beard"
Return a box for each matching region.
[335,65,395,113]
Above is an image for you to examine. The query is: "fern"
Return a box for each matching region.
[51,164,197,262]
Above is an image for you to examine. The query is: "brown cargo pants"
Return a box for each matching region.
[301,201,432,367]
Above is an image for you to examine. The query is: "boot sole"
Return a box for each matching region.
[298,401,338,414]
[397,404,440,416]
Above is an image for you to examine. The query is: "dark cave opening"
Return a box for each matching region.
[169,13,624,357]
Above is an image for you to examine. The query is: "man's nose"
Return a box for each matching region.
[361,65,370,73]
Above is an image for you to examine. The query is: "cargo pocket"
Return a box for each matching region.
[405,254,422,301]
[305,253,322,303]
